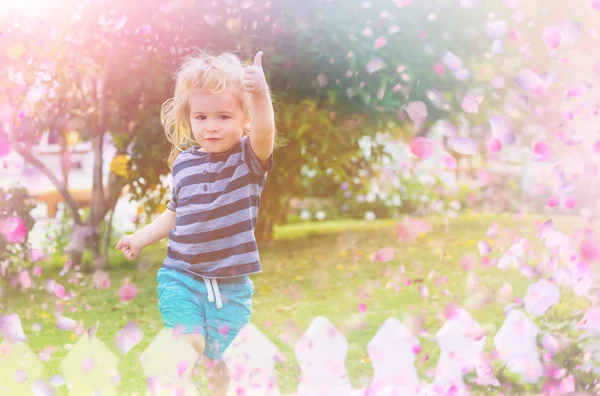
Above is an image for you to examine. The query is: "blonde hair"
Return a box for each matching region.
[161,50,254,169]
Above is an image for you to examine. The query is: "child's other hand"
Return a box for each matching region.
[115,234,143,261]
[243,51,267,93]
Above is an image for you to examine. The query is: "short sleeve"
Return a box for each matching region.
[240,135,274,175]
[166,187,177,211]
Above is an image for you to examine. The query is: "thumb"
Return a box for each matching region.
[253,51,263,67]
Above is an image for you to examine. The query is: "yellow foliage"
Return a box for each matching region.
[110,155,129,178]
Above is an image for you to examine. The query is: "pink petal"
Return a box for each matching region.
[442,52,462,71]
[93,270,111,289]
[119,282,138,302]
[564,196,577,209]
[478,241,492,256]
[0,314,26,342]
[443,154,457,170]
[115,321,144,355]
[136,24,152,34]
[218,323,230,336]
[56,316,77,331]
[418,285,429,298]
[542,333,559,354]
[405,101,428,123]
[0,139,11,158]
[33,266,43,277]
[514,69,545,94]
[444,303,459,320]
[0,216,27,244]
[410,137,436,159]
[374,247,395,262]
[580,238,599,261]
[176,360,188,377]
[54,284,67,299]
[432,62,446,77]
[547,196,560,209]
[461,94,481,113]
[357,303,367,313]
[543,26,562,50]
[560,374,575,393]
[594,0,600,10]
[533,141,552,161]
[374,36,386,48]
[19,271,32,289]
[487,137,502,153]
[450,137,477,155]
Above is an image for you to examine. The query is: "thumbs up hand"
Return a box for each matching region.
[243,51,267,94]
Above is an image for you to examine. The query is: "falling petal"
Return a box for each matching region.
[176,360,188,377]
[15,370,27,383]
[533,141,552,161]
[0,216,27,243]
[478,241,492,256]
[115,321,144,355]
[93,270,111,289]
[443,154,457,170]
[136,24,152,34]
[374,36,386,48]
[114,15,127,30]
[580,238,598,261]
[487,137,502,153]
[542,333,559,354]
[418,285,429,298]
[0,139,11,158]
[442,51,462,71]
[524,279,560,316]
[450,137,477,155]
[366,57,384,74]
[119,282,138,302]
[410,137,436,159]
[543,26,562,50]
[54,284,67,299]
[56,316,77,331]
[560,21,580,44]
[31,379,55,396]
[485,20,508,39]
[357,303,367,313]
[19,271,32,289]
[461,94,482,113]
[218,323,230,336]
[405,101,428,124]
[0,313,26,342]
[547,196,560,209]
[514,69,546,94]
[593,0,600,11]
[460,0,478,8]
[373,247,395,262]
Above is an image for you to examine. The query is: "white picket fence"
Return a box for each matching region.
[2,306,589,396]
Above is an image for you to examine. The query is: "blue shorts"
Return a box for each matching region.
[156,267,254,360]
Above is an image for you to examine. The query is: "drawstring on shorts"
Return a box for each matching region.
[203,278,223,309]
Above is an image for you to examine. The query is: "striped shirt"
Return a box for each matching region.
[163,135,274,278]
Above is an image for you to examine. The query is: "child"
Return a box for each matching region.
[116,49,276,395]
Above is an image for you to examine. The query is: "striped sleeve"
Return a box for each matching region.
[241,135,274,175]
[167,186,177,211]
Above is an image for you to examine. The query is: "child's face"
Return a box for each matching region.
[189,88,246,153]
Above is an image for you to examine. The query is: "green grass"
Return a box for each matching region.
[0,212,591,395]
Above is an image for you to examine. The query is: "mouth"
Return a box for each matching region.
[205,138,220,141]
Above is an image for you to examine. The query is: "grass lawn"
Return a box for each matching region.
[0,211,592,395]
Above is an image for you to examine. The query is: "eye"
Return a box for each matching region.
[219,115,230,120]
[196,115,206,120]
